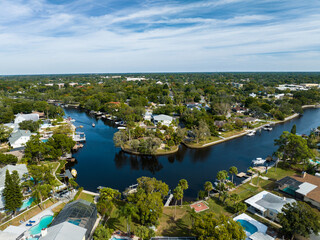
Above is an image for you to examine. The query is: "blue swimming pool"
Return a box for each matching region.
[29,215,53,235]
[111,238,128,240]
[18,197,34,211]
[237,219,258,235]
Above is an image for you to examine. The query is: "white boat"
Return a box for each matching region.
[92,123,95,127]
[252,157,266,165]
[247,130,256,136]
[263,125,273,131]
[117,127,126,130]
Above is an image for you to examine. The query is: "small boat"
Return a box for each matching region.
[92,123,95,127]
[71,169,77,177]
[79,125,83,128]
[117,127,126,130]
[263,125,273,131]
[252,157,266,165]
[247,130,256,136]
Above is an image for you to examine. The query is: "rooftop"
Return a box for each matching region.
[291,174,320,203]
[39,222,87,240]
[8,130,32,145]
[245,191,295,213]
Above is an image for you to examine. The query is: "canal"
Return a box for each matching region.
[64,107,320,198]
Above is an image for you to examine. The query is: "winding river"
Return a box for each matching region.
[64,107,320,198]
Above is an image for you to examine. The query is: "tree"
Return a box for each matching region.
[46,134,75,159]
[24,134,45,163]
[93,225,113,240]
[173,186,183,220]
[216,182,226,201]
[0,153,18,165]
[279,202,320,240]
[291,124,297,134]
[19,120,40,132]
[229,166,238,184]
[275,131,314,166]
[117,203,136,235]
[204,181,213,198]
[178,179,188,205]
[3,170,23,213]
[193,212,246,240]
[99,187,120,202]
[187,208,198,228]
[135,225,155,240]
[0,124,12,143]
[216,170,228,183]
[230,193,240,205]
[233,202,247,214]
[113,130,128,148]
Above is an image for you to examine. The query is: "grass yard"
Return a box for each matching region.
[52,202,66,214]
[0,198,57,230]
[77,191,96,203]
[264,166,297,180]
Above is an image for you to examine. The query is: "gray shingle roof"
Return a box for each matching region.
[39,222,86,240]
[8,130,32,145]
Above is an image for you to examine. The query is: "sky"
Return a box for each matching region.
[0,0,320,74]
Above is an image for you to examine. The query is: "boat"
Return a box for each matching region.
[263,125,273,131]
[92,123,95,127]
[247,130,256,136]
[79,125,83,128]
[252,157,266,165]
[71,169,77,177]
[117,127,126,130]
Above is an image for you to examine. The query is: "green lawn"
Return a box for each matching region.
[264,165,297,180]
[77,191,95,203]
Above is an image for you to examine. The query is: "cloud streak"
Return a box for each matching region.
[0,0,319,74]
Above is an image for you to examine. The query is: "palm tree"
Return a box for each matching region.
[229,166,238,184]
[178,179,188,206]
[249,167,255,184]
[173,186,183,220]
[230,193,240,204]
[117,203,136,235]
[204,181,213,198]
[216,170,228,183]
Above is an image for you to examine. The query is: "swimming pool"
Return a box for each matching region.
[237,219,258,235]
[111,238,128,240]
[18,197,34,211]
[29,215,53,235]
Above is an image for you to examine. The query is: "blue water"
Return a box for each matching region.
[111,238,127,240]
[68,219,81,226]
[237,219,258,235]
[18,197,34,211]
[64,108,320,198]
[41,139,48,143]
[29,215,53,235]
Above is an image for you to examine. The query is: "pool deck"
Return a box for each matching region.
[233,213,267,234]
[16,200,63,232]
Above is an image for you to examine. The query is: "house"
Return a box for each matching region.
[0,164,28,211]
[14,113,39,125]
[8,130,32,149]
[245,190,295,222]
[57,83,65,89]
[40,222,87,240]
[126,77,146,81]
[156,81,163,85]
[232,106,247,114]
[276,173,320,209]
[231,82,244,89]
[39,199,97,240]
[249,93,257,98]
[69,82,78,87]
[144,110,153,121]
[152,114,173,126]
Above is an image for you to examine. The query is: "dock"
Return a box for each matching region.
[73,132,86,142]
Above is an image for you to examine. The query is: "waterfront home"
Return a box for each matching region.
[276,173,320,209]
[245,190,295,222]
[0,164,28,211]
[144,110,153,121]
[152,114,173,126]
[8,130,32,149]
[14,113,39,125]
[39,199,97,240]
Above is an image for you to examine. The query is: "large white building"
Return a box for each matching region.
[14,113,39,125]
[152,114,173,126]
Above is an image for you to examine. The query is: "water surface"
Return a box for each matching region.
[65,108,320,197]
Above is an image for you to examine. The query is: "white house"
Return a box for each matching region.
[249,93,257,98]
[0,164,28,211]
[152,114,173,126]
[14,113,39,125]
[8,130,32,149]
[144,110,153,121]
[245,190,295,222]
[126,77,146,81]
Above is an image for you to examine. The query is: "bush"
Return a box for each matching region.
[0,153,18,165]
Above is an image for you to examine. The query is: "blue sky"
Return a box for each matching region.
[0,0,320,74]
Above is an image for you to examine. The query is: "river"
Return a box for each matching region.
[64,107,320,198]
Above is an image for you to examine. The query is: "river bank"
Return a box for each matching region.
[183,104,320,149]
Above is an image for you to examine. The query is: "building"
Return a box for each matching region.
[126,77,146,81]
[276,173,320,209]
[249,93,257,98]
[8,130,32,149]
[40,222,87,240]
[144,110,153,121]
[14,113,39,125]
[231,82,244,89]
[0,164,28,211]
[57,83,65,89]
[69,82,78,87]
[42,199,97,240]
[152,114,173,126]
[245,191,295,222]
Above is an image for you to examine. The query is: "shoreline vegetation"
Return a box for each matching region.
[121,104,320,155]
